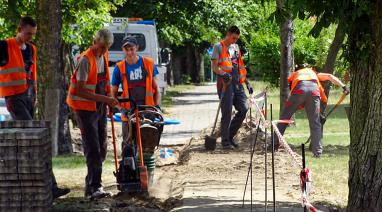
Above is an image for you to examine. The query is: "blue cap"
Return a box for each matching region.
[122,36,138,47]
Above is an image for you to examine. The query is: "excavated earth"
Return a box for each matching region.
[54,120,336,212]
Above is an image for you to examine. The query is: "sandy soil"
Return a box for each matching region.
[56,118,334,212]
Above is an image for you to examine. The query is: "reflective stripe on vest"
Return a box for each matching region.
[218,41,247,84]
[70,83,97,90]
[66,49,110,111]
[0,79,27,87]
[0,37,35,97]
[117,57,156,121]
[68,94,93,101]
[0,67,25,75]
[288,68,328,103]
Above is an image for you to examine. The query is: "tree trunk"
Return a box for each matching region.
[321,22,346,111]
[194,48,204,83]
[277,0,294,117]
[347,0,382,210]
[36,0,72,155]
[186,45,196,83]
[322,23,346,75]
[171,51,182,85]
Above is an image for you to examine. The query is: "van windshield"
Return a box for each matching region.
[109,33,146,52]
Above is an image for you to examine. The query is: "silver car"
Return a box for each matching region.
[0,98,11,121]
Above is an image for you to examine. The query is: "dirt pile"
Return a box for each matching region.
[57,119,317,211]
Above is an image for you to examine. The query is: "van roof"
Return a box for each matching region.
[112,17,155,26]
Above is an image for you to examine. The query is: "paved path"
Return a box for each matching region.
[160,83,219,146]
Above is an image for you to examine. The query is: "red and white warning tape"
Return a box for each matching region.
[250,94,302,169]
[271,121,303,169]
[249,93,319,211]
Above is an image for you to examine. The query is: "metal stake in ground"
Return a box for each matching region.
[242,117,262,209]
[264,93,268,211]
[271,104,276,212]
[250,107,253,211]
[302,143,307,212]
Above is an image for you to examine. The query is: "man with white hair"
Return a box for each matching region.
[67,28,119,199]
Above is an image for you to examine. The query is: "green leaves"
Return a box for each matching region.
[115,0,260,50]
[0,0,124,48]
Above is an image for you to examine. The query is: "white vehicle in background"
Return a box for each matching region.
[106,17,170,94]
[0,98,11,121]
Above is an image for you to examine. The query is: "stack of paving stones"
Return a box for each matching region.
[0,121,52,212]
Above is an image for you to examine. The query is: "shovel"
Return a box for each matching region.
[205,83,227,150]
[109,106,119,175]
[305,92,348,144]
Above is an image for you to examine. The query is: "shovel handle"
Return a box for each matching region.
[109,107,119,173]
[211,83,228,135]
[326,93,347,118]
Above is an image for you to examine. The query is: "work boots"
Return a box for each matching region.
[222,138,239,150]
[52,187,70,199]
[85,186,112,200]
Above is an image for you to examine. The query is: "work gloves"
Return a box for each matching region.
[246,82,254,95]
[220,72,231,83]
[320,113,327,125]
[342,86,350,95]
[155,105,162,113]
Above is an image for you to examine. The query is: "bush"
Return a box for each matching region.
[248,14,347,85]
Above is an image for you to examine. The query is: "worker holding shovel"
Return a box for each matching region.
[273,64,349,157]
[67,29,119,199]
[211,26,253,149]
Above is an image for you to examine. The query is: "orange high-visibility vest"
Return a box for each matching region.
[288,68,327,103]
[0,37,37,97]
[117,57,155,121]
[218,40,247,84]
[66,48,110,111]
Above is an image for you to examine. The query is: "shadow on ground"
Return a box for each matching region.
[173,197,306,212]
[54,194,181,212]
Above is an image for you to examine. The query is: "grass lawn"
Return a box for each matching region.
[53,154,116,197]
[161,84,195,109]
[251,80,350,208]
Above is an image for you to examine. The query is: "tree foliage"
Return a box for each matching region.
[115,0,259,50]
[250,2,341,85]
[0,0,124,47]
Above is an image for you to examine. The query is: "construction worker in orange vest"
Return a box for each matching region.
[0,16,37,119]
[211,26,253,150]
[0,16,70,199]
[111,36,161,146]
[67,29,119,199]
[274,64,350,157]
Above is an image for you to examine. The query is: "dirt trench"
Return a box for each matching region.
[55,120,333,211]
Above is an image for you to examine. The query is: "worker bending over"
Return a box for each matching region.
[274,65,349,157]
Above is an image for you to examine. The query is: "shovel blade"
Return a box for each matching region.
[139,166,149,191]
[205,135,217,151]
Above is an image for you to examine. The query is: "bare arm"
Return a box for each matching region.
[153,77,161,105]
[211,59,225,75]
[75,81,118,106]
[111,85,119,99]
[317,73,346,87]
